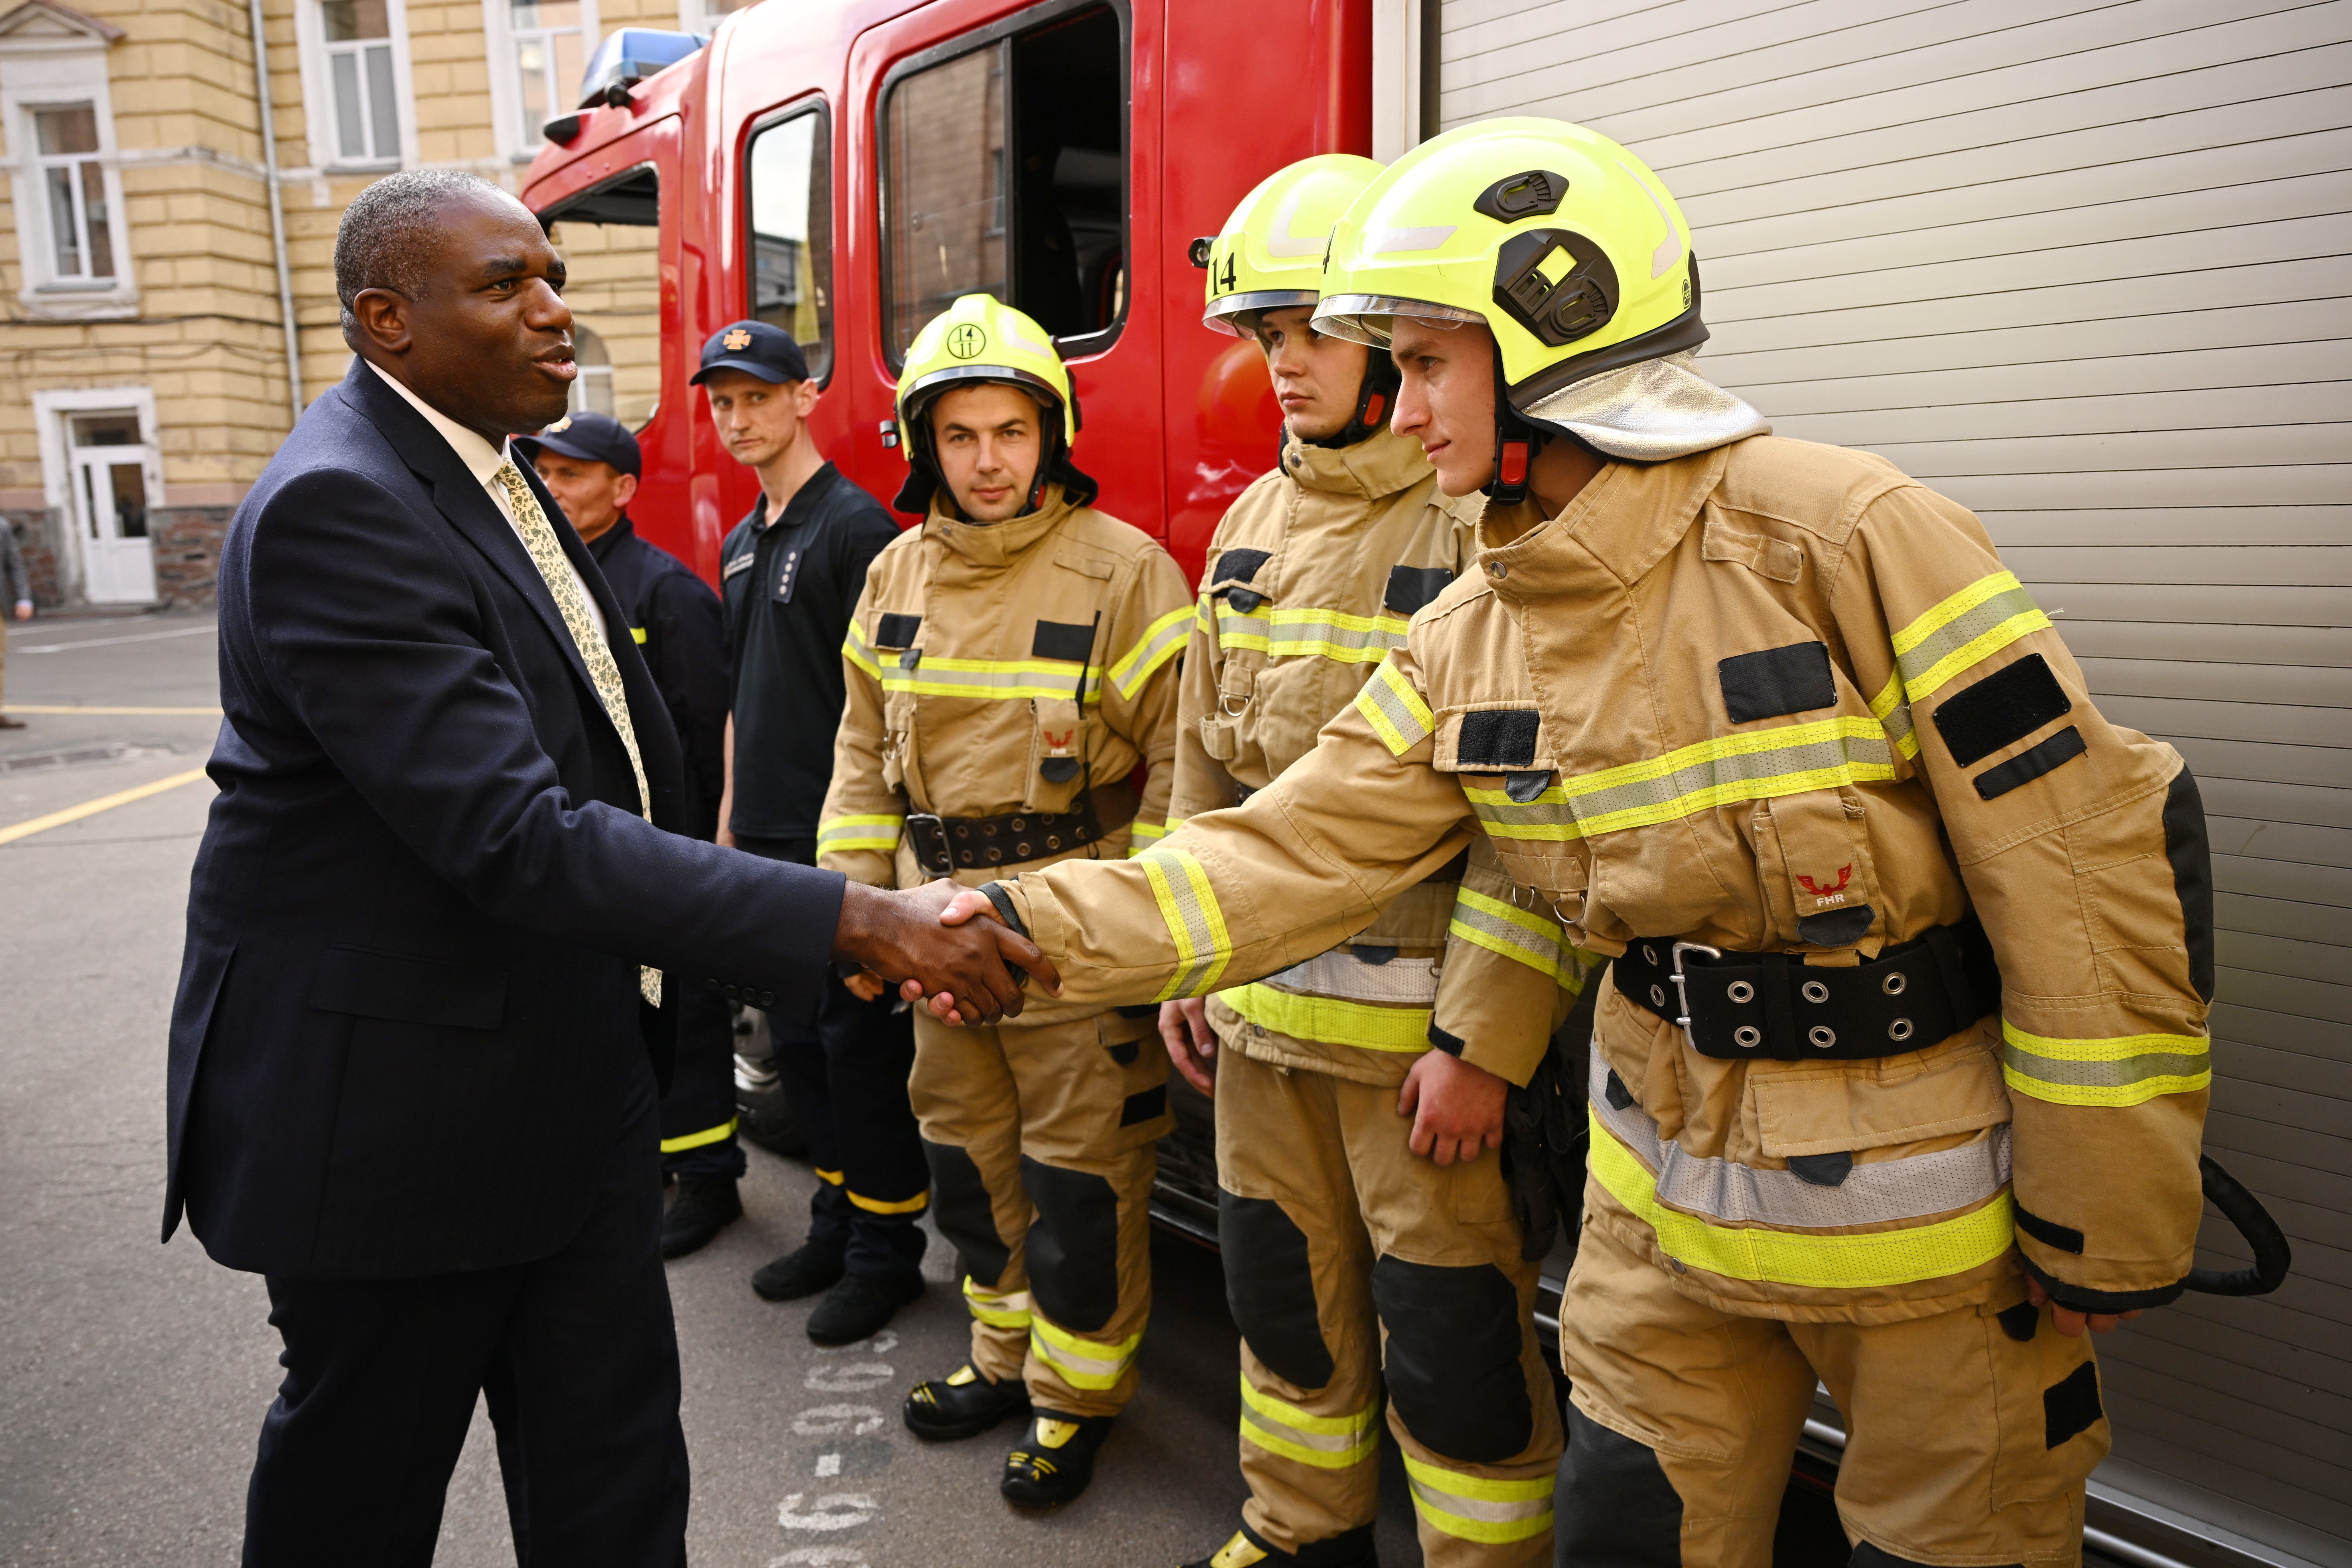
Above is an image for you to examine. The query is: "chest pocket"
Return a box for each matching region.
[1431,704,1591,927]
[1198,548,1275,763]
[868,611,925,800]
[1027,617,1098,813]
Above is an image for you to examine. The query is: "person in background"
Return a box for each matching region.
[1,519,32,729]
[697,320,933,1345]
[519,410,743,1257]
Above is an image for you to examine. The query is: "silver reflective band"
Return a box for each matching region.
[1588,1042,2013,1229]
[1311,293,1485,347]
[1203,288,1319,331]
[1517,351,1769,462]
[1258,946,1443,1008]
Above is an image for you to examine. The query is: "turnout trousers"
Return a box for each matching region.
[770,974,928,1280]
[1555,1212,2111,1568]
[907,1006,1171,1418]
[1215,1039,1562,1567]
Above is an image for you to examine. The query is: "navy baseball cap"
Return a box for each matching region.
[692,319,810,386]
[514,410,641,479]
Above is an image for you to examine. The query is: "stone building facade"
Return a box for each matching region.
[0,0,740,608]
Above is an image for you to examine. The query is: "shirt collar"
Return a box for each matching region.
[366,360,515,487]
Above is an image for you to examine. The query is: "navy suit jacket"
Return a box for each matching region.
[165,361,844,1279]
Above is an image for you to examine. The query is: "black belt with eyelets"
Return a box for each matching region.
[905,797,1121,876]
[1612,916,2001,1061]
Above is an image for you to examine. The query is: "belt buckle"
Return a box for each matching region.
[1668,941,1723,1051]
[905,813,952,876]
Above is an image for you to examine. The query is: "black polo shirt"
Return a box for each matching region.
[586,516,730,840]
[720,462,901,840]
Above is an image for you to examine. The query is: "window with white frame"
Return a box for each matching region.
[509,0,583,146]
[32,103,113,282]
[321,0,400,163]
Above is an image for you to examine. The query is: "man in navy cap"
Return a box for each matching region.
[518,409,748,1257]
[694,320,931,1344]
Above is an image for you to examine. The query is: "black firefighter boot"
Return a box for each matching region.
[1000,1412,1114,1508]
[659,1177,742,1258]
[903,1364,1031,1441]
[1183,1524,1378,1568]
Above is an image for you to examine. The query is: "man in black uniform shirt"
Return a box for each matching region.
[697,320,933,1343]
[520,410,747,1257]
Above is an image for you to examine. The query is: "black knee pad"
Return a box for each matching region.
[921,1139,1008,1286]
[1851,1543,2021,1568]
[1019,1156,1120,1333]
[1218,1187,1333,1389]
[1370,1255,1531,1463]
[1555,1404,1682,1567]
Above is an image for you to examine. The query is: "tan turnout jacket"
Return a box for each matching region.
[818,484,1191,1026]
[995,436,2212,1321]
[1177,428,1579,1088]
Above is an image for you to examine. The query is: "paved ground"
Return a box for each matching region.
[0,608,1855,1567]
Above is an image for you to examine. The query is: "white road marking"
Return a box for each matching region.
[805,1361,893,1392]
[791,1403,886,1437]
[768,1551,869,1566]
[776,1493,881,1531]
[816,1452,841,1477]
[18,624,217,654]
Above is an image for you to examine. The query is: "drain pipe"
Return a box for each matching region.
[247,0,304,424]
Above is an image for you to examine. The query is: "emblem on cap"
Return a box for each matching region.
[946,323,987,360]
[723,327,753,351]
[546,416,573,432]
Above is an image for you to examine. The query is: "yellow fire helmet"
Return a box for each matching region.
[1199,153,1385,336]
[1313,117,1764,487]
[893,292,1095,515]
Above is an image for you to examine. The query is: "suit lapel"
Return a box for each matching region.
[341,365,599,701]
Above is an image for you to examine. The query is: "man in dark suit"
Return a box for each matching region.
[164,168,1052,1567]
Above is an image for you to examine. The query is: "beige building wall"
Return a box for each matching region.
[0,0,705,605]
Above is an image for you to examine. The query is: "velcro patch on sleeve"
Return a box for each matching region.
[1209,548,1271,590]
[1031,619,1097,662]
[1972,725,2086,801]
[1932,653,2073,766]
[1456,708,1542,769]
[1718,641,1838,724]
[1384,564,1454,617]
[875,612,923,648]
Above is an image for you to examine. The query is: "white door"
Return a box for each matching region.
[67,411,157,604]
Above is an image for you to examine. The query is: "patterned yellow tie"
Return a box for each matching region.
[493,460,662,1006]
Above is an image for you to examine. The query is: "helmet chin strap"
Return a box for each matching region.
[1483,345,1545,505]
[1303,351,1403,450]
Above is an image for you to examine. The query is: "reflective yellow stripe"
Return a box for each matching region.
[1126,817,1171,859]
[2000,1022,2212,1108]
[1400,1454,1553,1544]
[1460,782,1580,842]
[815,1167,844,1185]
[1030,1315,1143,1390]
[878,655,1106,703]
[1448,885,1580,988]
[1354,655,1435,756]
[842,622,882,678]
[1223,983,1433,1051]
[1238,1376,1381,1470]
[848,1187,930,1215]
[658,1116,738,1154]
[1868,668,1920,761]
[1194,590,1216,637]
[629,626,648,644]
[1214,602,1269,652]
[1141,846,1233,1001]
[1890,570,2052,703]
[1110,605,1194,698]
[818,813,905,854]
[1250,604,1412,664]
[1588,1108,2015,1289]
[963,1278,1033,1329]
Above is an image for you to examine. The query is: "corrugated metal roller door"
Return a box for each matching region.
[1437,2,2350,1563]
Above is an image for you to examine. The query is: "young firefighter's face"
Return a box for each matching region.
[702,369,816,471]
[1389,315,1498,498]
[1249,305,1373,443]
[929,383,1044,523]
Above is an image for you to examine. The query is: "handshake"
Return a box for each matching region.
[834,881,1061,1024]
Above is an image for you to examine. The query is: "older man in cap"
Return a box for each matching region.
[520,410,746,1254]
[695,320,932,1344]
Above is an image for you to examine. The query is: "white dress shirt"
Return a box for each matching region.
[366,361,606,643]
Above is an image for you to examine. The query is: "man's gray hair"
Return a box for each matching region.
[335,168,511,344]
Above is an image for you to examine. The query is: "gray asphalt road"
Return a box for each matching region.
[0,610,1428,1567]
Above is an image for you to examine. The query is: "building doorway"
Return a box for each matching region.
[65,410,157,604]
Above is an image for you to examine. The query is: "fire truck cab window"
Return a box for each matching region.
[882,2,1124,362]
[538,166,662,429]
[745,107,834,381]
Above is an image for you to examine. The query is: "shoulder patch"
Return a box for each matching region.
[1384,564,1454,617]
[1932,653,2072,767]
[1455,708,1542,769]
[874,612,922,648]
[1210,548,1271,590]
[1719,641,1837,725]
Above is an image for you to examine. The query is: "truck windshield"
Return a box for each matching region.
[881,2,1124,362]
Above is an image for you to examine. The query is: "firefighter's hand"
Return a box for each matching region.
[835,879,1053,1025]
[1160,998,1216,1095]
[1399,1050,1507,1166]
[2025,1276,2145,1337]
[899,885,1063,1023]
[844,970,887,1002]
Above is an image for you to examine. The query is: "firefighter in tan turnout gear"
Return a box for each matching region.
[933,121,2224,1568]
[818,293,1192,1508]
[1166,154,1575,1568]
